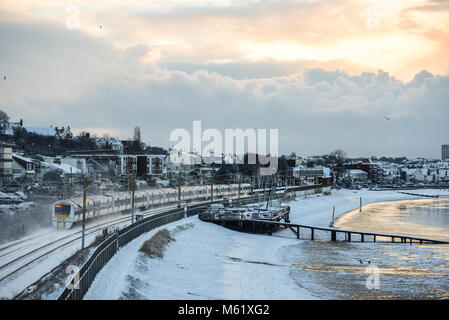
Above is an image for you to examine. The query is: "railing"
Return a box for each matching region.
[58,192,281,300]
[248,220,449,245]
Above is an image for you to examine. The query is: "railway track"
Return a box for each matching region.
[0,202,198,285]
[0,186,275,298]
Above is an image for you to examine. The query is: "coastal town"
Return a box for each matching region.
[1,0,449,307]
[1,116,448,216]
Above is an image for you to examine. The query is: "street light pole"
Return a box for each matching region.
[210,170,214,202]
[177,170,181,208]
[81,177,87,249]
[131,175,135,223]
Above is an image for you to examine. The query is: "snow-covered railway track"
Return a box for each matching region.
[0,204,184,285]
[0,234,50,258]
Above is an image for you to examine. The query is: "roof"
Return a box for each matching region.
[349,169,368,175]
[49,162,81,174]
[25,127,57,136]
[12,153,35,163]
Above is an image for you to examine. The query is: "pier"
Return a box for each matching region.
[200,215,449,245]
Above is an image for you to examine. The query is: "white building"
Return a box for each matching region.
[348,169,368,183]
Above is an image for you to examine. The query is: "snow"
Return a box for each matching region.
[349,169,367,175]
[49,163,81,174]
[0,191,26,201]
[85,217,316,300]
[0,194,245,299]
[12,153,34,163]
[85,188,449,300]
[25,127,56,136]
[2,186,447,300]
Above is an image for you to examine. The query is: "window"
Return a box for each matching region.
[55,204,71,216]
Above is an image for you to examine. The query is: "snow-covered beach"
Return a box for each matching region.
[85,188,449,300]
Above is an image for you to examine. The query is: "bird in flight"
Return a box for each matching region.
[384,116,391,120]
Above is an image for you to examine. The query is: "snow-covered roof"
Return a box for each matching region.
[49,162,81,174]
[25,126,57,136]
[349,169,367,175]
[12,153,34,163]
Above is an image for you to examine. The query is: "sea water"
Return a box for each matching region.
[282,198,449,299]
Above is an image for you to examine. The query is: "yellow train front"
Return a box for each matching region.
[52,200,80,229]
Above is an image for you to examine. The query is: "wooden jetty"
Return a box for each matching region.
[200,208,449,245]
[247,220,449,244]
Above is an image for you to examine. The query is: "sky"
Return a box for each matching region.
[0,0,448,158]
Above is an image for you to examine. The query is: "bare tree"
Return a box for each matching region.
[0,110,9,122]
[328,149,348,181]
[328,149,347,162]
[133,126,144,152]
[133,126,141,143]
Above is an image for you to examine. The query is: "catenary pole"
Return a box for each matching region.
[81,177,87,249]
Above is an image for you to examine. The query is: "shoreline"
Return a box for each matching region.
[85,188,449,300]
[331,197,434,227]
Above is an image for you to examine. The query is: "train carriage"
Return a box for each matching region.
[51,184,252,229]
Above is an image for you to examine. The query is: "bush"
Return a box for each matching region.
[92,234,104,247]
[139,229,175,258]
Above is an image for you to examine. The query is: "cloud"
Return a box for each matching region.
[0,8,448,159]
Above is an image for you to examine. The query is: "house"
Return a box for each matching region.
[382,164,401,183]
[95,137,123,154]
[348,169,368,184]
[118,155,137,175]
[403,168,426,182]
[42,157,82,176]
[136,154,167,178]
[292,166,326,184]
[0,119,23,136]
[25,125,73,139]
[12,153,36,178]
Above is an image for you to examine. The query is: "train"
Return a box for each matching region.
[51,184,252,229]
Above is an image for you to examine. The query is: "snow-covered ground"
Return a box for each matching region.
[85,188,449,300]
[85,217,316,300]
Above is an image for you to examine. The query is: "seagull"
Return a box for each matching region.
[384,116,391,120]
[3,76,5,80]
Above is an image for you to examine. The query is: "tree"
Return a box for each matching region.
[133,126,144,152]
[328,149,348,181]
[0,110,9,122]
[328,149,348,162]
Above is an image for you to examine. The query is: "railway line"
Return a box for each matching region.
[0,183,298,298]
[0,201,204,285]
[0,187,264,299]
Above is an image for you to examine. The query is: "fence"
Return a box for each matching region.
[58,192,282,300]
